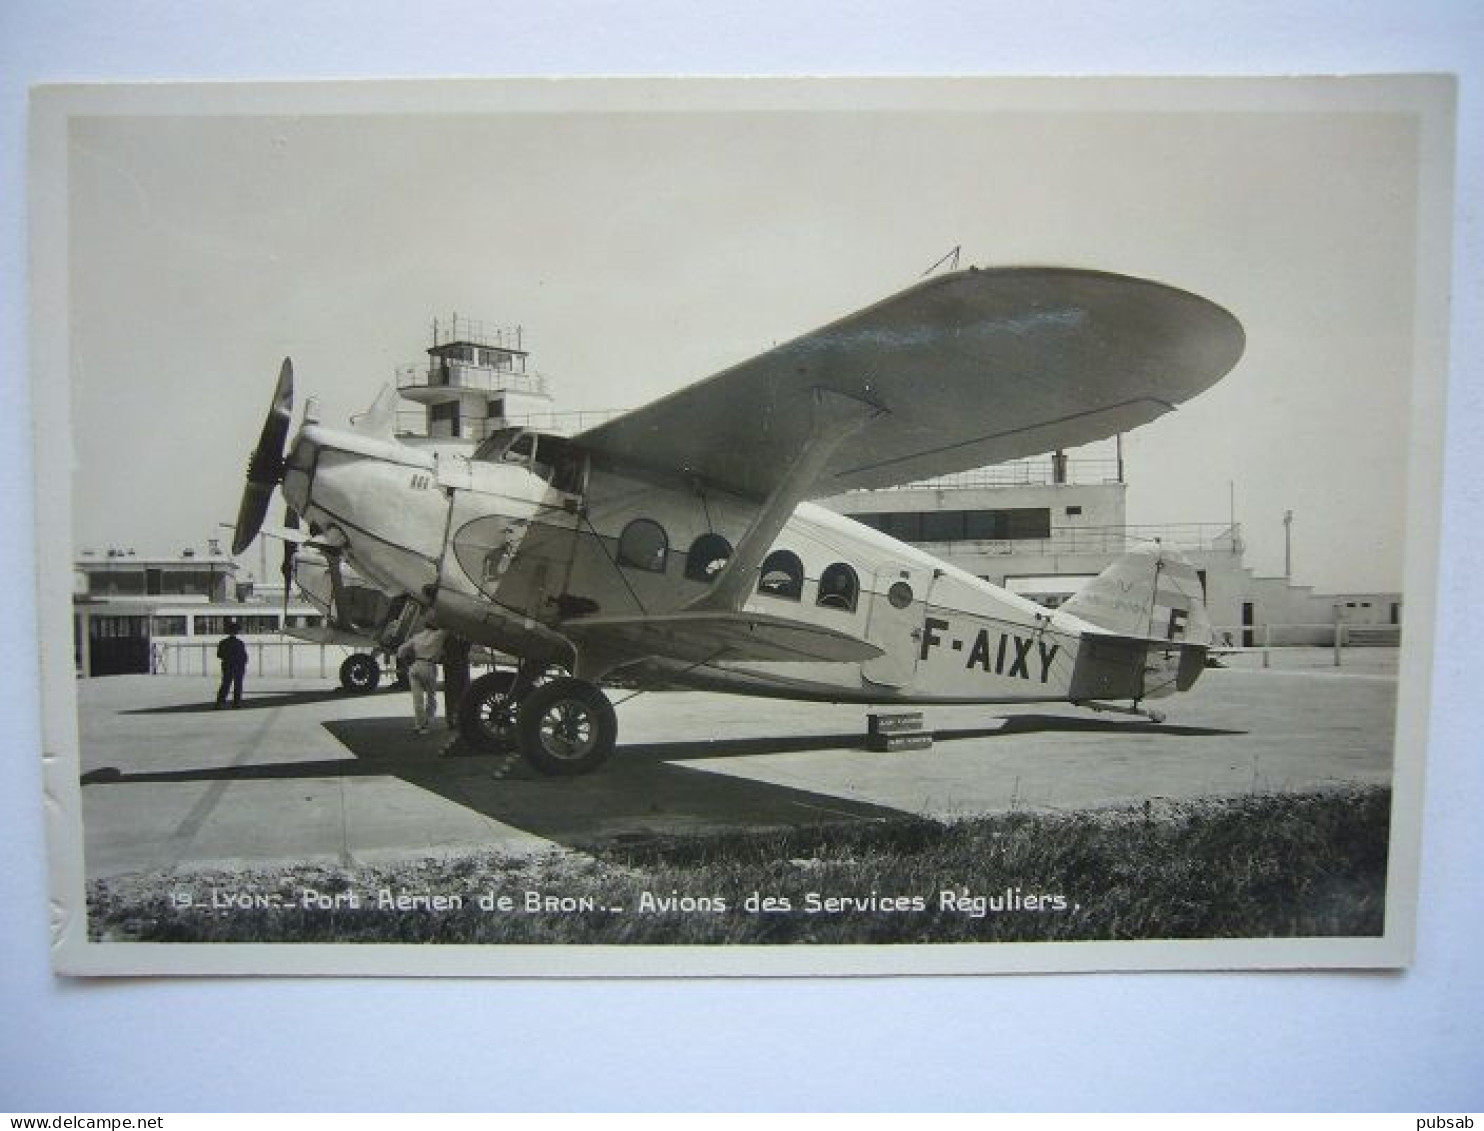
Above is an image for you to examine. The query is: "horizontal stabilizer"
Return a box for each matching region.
[562,611,884,666]
[281,625,373,648]
[260,522,314,546]
[1068,631,1209,701]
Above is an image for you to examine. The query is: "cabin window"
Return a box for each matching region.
[816,562,859,612]
[618,519,669,573]
[887,581,915,609]
[757,549,804,600]
[685,533,733,582]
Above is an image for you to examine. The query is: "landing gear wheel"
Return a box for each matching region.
[516,678,616,776]
[339,653,381,694]
[458,670,521,753]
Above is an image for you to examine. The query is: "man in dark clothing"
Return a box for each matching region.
[441,634,472,731]
[215,620,249,709]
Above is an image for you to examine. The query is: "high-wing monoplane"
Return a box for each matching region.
[231,266,1244,774]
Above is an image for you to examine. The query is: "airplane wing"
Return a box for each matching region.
[562,611,884,666]
[574,267,1244,498]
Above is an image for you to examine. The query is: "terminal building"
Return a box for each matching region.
[816,453,1401,647]
[72,544,326,677]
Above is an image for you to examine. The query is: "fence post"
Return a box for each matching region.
[1332,604,1343,668]
[1262,622,1271,669]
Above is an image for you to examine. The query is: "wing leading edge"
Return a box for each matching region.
[574,267,1245,499]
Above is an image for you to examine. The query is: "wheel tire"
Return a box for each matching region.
[516,677,616,776]
[458,670,521,753]
[339,653,381,694]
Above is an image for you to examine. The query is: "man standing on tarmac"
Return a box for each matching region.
[398,617,448,735]
[441,635,472,731]
[215,619,248,709]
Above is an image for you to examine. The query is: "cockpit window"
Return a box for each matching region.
[473,428,587,496]
[472,426,524,463]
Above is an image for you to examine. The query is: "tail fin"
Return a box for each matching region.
[1060,542,1212,646]
[352,385,400,441]
[1060,544,1212,702]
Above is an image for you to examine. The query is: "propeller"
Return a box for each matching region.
[232,358,295,555]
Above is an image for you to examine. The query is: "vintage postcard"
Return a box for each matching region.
[32,76,1454,976]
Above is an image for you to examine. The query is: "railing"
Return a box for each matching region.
[148,639,510,679]
[396,362,551,398]
[150,640,359,679]
[859,457,1124,491]
[839,522,1245,556]
[1210,622,1400,668]
[1018,523,1244,556]
[389,408,628,442]
[430,315,524,353]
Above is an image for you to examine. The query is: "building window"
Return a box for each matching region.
[90,615,148,639]
[617,519,668,573]
[855,508,1050,543]
[758,549,804,600]
[816,563,859,612]
[431,401,461,437]
[1065,505,1082,516]
[920,511,964,542]
[685,533,733,582]
[152,616,188,637]
[1002,508,1052,539]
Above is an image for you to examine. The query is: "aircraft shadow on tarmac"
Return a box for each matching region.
[80,712,1244,853]
[119,687,404,715]
[943,715,1245,740]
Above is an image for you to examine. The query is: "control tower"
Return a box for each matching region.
[395,314,553,442]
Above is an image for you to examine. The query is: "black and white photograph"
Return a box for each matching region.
[34,76,1452,976]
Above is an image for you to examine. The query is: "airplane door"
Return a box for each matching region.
[862,564,933,688]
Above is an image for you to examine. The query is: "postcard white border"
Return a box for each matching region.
[32,74,1454,979]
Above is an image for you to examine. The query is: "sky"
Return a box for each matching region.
[62,79,1441,593]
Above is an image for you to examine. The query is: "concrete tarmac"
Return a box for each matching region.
[74,649,1399,878]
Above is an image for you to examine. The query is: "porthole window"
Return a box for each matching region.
[887,580,915,609]
[685,533,733,583]
[617,518,669,573]
[757,549,804,601]
[816,562,860,612]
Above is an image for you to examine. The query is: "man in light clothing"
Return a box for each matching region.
[398,618,448,735]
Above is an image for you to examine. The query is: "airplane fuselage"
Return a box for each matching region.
[283,422,1197,708]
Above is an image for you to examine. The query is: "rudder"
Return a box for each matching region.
[1059,542,1212,647]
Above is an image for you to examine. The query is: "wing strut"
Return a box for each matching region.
[688,386,879,613]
